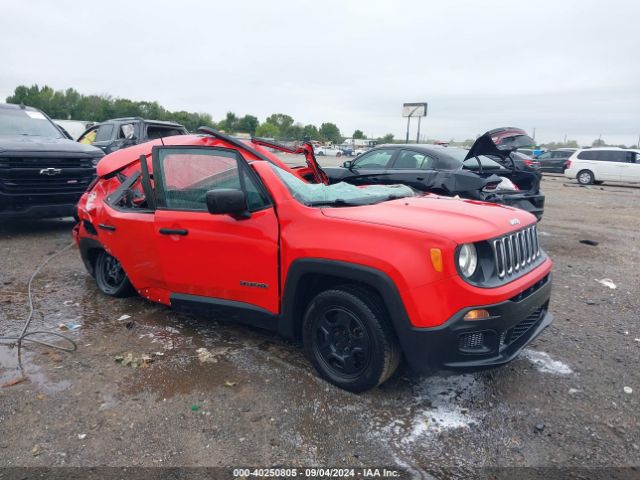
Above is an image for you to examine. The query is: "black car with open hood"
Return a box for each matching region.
[0,103,104,220]
[323,127,545,220]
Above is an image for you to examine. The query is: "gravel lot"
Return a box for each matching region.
[1,172,639,478]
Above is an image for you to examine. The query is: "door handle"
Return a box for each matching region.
[416,177,424,181]
[98,223,116,232]
[159,228,188,236]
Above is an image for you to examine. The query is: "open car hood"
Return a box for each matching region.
[465,127,534,161]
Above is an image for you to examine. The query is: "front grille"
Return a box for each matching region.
[0,175,94,193]
[499,306,544,350]
[0,157,96,195]
[491,225,541,280]
[0,157,93,168]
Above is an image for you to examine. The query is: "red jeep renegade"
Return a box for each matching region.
[73,127,553,392]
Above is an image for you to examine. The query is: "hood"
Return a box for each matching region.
[321,195,536,243]
[465,127,534,161]
[0,135,103,157]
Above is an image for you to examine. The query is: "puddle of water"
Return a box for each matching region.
[521,349,572,375]
[374,373,485,445]
[0,347,72,393]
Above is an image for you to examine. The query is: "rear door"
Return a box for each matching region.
[152,145,280,314]
[384,149,440,189]
[552,151,570,171]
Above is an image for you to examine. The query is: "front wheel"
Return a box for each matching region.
[95,251,133,297]
[577,169,595,185]
[302,287,401,392]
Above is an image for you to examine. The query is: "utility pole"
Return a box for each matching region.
[563,134,567,144]
[532,127,536,142]
[416,116,421,144]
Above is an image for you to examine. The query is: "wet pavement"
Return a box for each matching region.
[0,176,639,476]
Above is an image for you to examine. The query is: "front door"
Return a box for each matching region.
[152,145,280,314]
[347,148,397,185]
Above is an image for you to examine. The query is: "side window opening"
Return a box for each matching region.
[117,123,136,139]
[106,160,154,212]
[79,127,98,144]
[95,124,114,142]
[353,149,394,168]
[147,125,182,140]
[154,147,270,212]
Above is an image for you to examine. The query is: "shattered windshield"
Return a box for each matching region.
[269,164,416,207]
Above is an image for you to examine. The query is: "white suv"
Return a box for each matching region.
[564,148,640,185]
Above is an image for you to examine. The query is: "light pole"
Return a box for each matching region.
[405,116,411,144]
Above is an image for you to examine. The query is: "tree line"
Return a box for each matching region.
[6,84,397,145]
[14,85,627,148]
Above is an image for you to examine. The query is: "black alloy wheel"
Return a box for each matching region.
[303,287,401,392]
[95,251,133,297]
[312,306,371,379]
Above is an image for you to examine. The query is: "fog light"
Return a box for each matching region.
[464,309,490,321]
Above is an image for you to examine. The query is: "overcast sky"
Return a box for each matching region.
[2,0,639,145]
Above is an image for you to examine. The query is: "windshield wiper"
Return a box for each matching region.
[308,194,408,207]
[307,199,360,207]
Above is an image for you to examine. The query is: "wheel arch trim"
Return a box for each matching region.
[279,259,414,353]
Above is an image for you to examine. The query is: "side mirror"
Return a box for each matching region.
[342,160,353,169]
[206,189,250,219]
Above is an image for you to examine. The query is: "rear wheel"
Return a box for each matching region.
[95,251,133,297]
[577,169,594,185]
[302,286,401,392]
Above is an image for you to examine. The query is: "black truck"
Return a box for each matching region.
[0,103,104,220]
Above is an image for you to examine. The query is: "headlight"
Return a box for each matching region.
[458,243,478,278]
[91,157,100,167]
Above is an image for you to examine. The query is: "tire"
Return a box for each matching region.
[577,169,594,185]
[95,250,133,297]
[336,152,342,157]
[317,151,325,156]
[302,286,401,392]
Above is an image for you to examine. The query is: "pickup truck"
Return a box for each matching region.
[0,103,103,219]
[73,128,553,392]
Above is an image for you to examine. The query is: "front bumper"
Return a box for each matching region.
[400,273,553,373]
[0,201,77,219]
